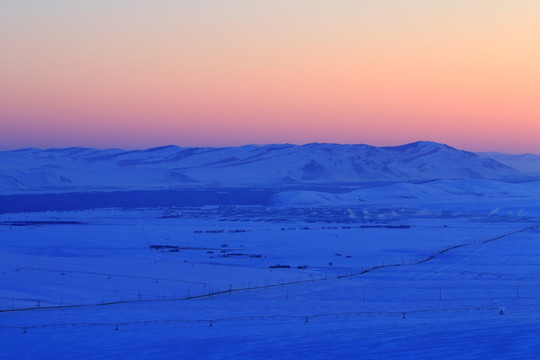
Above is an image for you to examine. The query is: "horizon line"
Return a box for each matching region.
[1,140,538,156]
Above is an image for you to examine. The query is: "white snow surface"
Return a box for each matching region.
[2,186,540,358]
[270,179,540,208]
[2,143,540,358]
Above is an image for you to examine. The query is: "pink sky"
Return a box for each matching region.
[1,1,539,153]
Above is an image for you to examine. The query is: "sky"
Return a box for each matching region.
[1,0,539,153]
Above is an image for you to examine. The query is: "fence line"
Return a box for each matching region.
[1,306,501,332]
[14,266,208,286]
[2,223,538,313]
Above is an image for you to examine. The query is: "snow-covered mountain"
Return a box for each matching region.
[0,141,525,193]
[477,152,540,176]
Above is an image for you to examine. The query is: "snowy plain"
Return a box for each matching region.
[2,142,540,359]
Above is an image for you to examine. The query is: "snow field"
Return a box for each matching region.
[2,205,540,358]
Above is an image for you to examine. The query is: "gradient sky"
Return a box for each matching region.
[1,1,539,153]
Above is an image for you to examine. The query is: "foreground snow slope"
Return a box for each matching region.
[0,141,524,192]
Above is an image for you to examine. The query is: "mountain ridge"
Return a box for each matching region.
[0,141,532,193]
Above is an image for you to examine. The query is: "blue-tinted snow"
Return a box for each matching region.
[2,142,540,359]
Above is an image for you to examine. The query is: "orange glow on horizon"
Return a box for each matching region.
[1,1,539,153]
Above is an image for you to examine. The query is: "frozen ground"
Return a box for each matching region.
[2,186,540,359]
